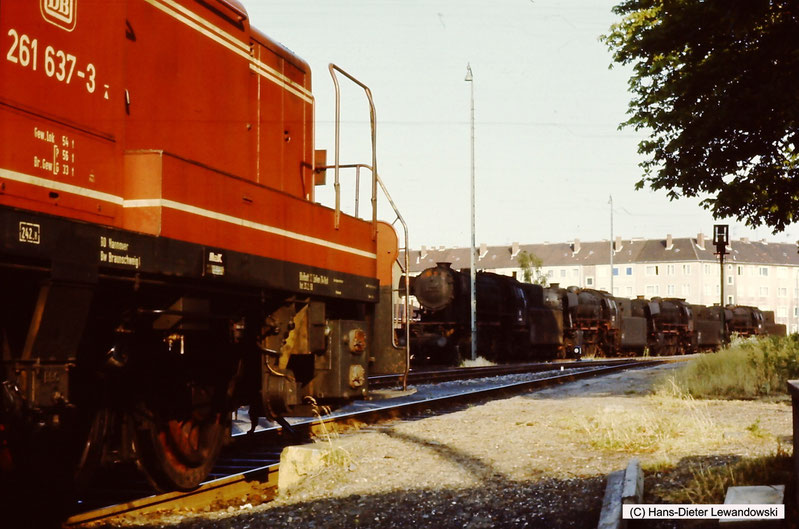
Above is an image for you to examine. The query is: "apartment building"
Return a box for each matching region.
[405,234,799,332]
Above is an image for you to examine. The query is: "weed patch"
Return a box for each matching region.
[570,392,718,455]
[655,335,799,399]
[308,398,356,469]
[659,445,793,504]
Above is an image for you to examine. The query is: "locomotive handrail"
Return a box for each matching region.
[328,64,378,235]
[376,172,411,390]
[316,163,372,219]
[327,64,410,388]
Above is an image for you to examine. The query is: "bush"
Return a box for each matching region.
[656,335,799,399]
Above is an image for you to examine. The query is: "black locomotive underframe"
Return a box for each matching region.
[0,205,380,417]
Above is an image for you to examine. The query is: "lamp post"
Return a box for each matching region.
[609,195,614,295]
[465,63,476,361]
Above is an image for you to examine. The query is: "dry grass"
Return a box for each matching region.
[460,356,496,368]
[655,335,799,399]
[307,398,356,469]
[570,388,719,455]
[660,445,793,504]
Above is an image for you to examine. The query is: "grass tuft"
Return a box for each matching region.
[572,390,718,454]
[460,356,497,368]
[655,335,799,400]
[307,397,356,469]
[661,445,793,504]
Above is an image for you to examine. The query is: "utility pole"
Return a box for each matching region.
[609,195,614,295]
[465,63,476,361]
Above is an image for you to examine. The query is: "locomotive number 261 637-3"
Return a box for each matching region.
[5,28,97,94]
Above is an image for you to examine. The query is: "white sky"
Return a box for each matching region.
[242,0,799,249]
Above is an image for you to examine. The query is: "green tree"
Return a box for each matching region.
[517,250,548,286]
[603,1,799,232]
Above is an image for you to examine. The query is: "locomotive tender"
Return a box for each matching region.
[406,262,785,364]
[0,0,404,494]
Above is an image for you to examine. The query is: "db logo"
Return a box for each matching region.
[40,0,77,32]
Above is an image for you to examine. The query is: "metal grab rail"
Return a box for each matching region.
[329,64,377,235]
[326,63,410,389]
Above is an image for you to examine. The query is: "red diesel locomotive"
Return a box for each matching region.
[0,0,404,494]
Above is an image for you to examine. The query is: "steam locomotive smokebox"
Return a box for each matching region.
[313,320,369,400]
[413,263,455,312]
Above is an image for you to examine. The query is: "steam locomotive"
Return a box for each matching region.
[0,0,405,502]
[406,262,785,364]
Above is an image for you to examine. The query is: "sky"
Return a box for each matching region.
[242,0,799,249]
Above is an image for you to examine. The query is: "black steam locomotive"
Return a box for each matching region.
[405,263,785,365]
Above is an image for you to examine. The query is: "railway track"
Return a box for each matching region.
[64,357,686,527]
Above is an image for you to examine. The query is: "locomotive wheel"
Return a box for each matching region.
[135,384,229,492]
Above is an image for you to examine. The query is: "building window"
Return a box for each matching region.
[646,265,659,276]
[612,267,619,276]
[737,265,743,276]
[646,285,659,296]
[727,295,734,304]
[778,267,788,278]
[560,269,566,278]
[727,275,733,285]
[626,267,633,276]
[682,264,691,275]
[682,284,691,296]
[586,277,594,286]
[759,266,769,277]
[704,264,713,275]
[794,307,799,317]
[779,287,788,297]
[667,284,676,295]
[760,286,769,297]
[778,306,788,317]
[666,264,675,276]
[572,268,579,277]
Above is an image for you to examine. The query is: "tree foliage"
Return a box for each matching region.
[517,250,548,286]
[603,0,799,232]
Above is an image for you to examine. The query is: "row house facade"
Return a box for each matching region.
[405,234,799,333]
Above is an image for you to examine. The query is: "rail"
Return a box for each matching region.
[65,359,677,526]
[326,63,411,389]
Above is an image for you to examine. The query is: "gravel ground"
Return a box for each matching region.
[90,364,794,529]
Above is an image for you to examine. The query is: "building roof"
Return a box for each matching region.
[405,235,799,273]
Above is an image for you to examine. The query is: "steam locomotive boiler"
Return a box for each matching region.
[560,286,621,357]
[409,263,518,363]
[0,0,403,499]
[647,298,695,355]
[408,264,576,363]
